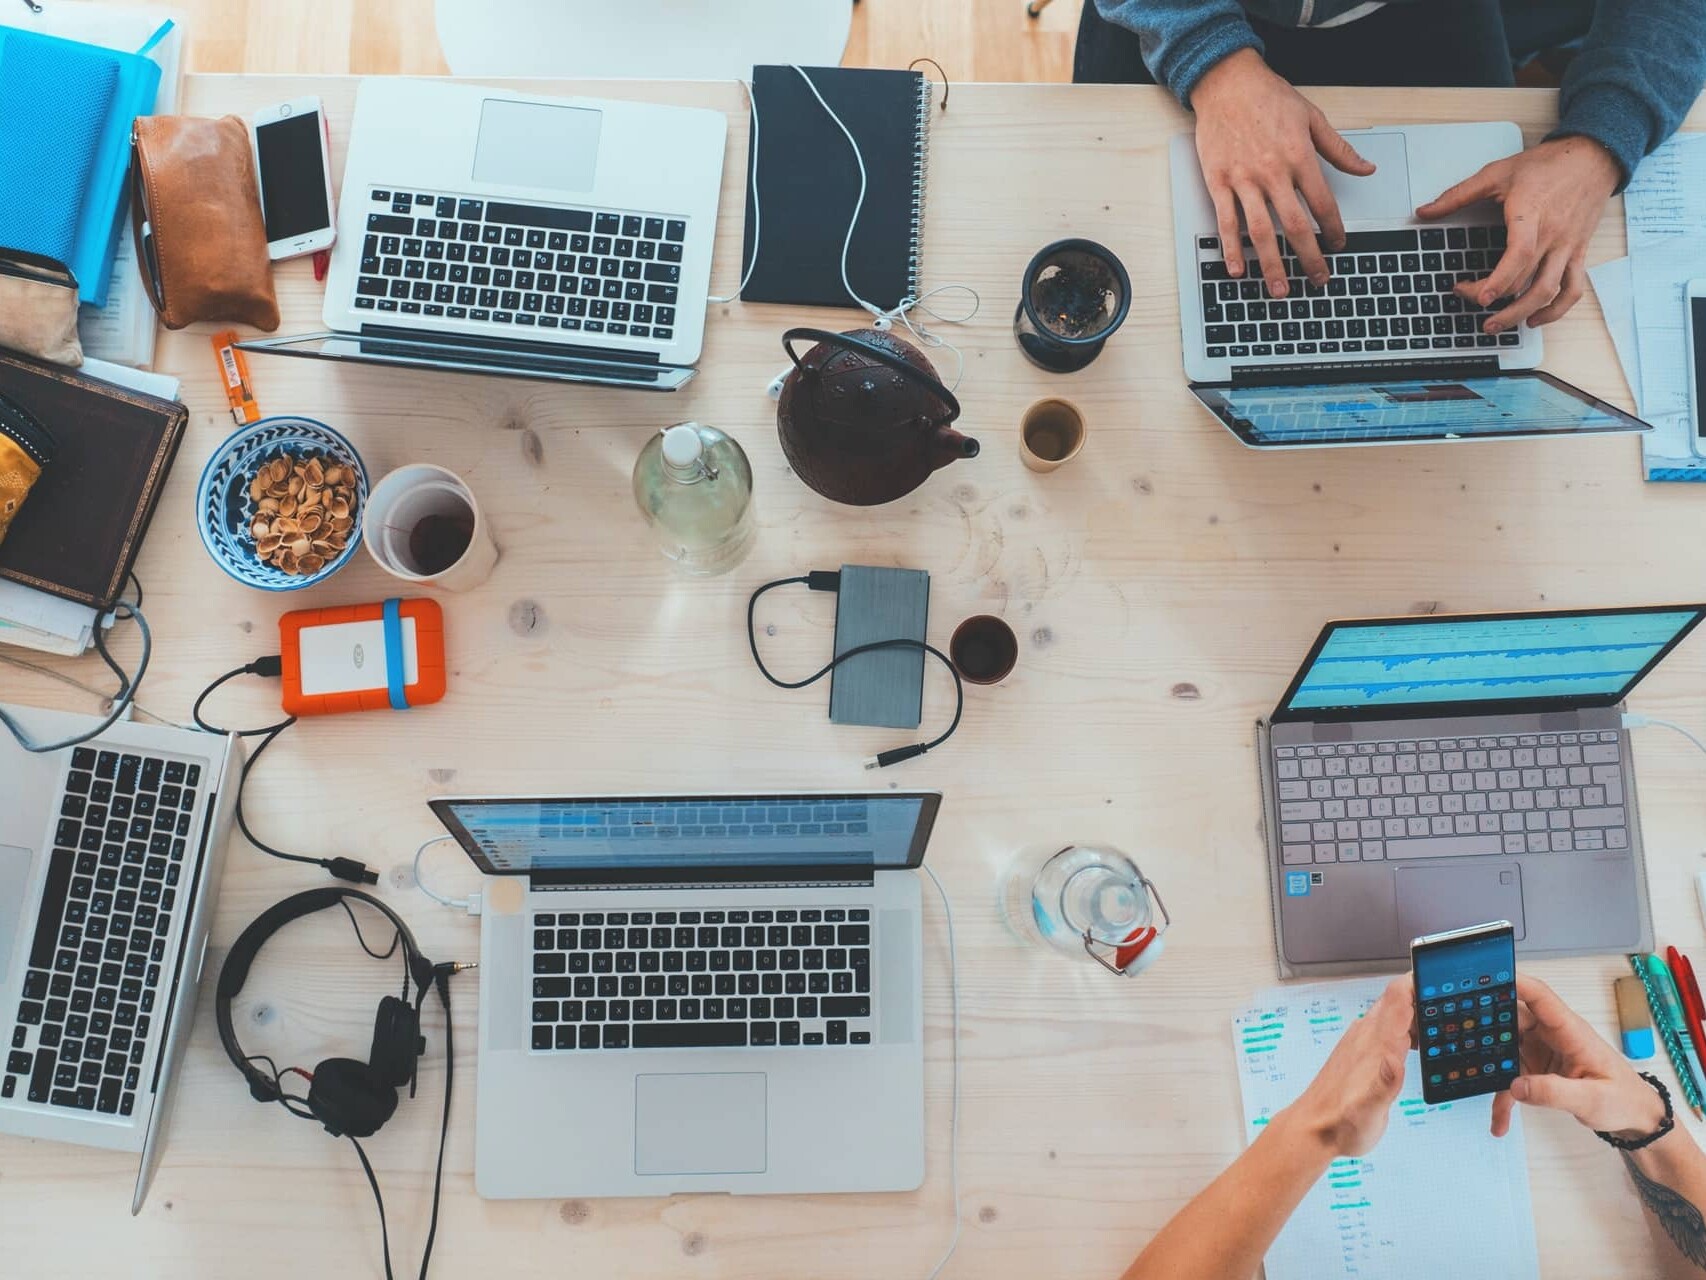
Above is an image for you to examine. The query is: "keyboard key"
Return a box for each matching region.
[634,1022,747,1048]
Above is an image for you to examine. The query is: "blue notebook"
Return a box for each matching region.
[0,25,163,305]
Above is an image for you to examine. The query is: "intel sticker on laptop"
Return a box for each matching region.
[1286,871,1311,897]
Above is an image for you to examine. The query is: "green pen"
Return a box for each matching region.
[1642,952,1706,1117]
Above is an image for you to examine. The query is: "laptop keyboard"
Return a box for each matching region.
[1197,226,1521,361]
[3,747,200,1116]
[356,188,685,341]
[531,907,874,1051]
[1274,731,1628,865]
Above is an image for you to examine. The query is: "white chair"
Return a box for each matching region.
[434,0,854,79]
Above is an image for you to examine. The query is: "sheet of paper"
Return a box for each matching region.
[0,579,97,654]
[79,356,180,402]
[1234,979,1539,1280]
[1,4,184,368]
[1626,133,1706,481]
[1588,256,1641,406]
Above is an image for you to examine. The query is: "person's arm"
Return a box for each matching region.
[1495,975,1706,1279]
[1120,976,1415,1280]
[1092,0,1261,108]
[1549,0,1706,191]
[1094,3,1371,299]
[1416,0,1706,333]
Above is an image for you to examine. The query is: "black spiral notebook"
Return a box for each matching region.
[739,65,933,311]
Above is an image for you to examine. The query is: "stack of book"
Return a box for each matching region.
[0,3,185,368]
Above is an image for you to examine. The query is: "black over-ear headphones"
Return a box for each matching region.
[215,888,470,1279]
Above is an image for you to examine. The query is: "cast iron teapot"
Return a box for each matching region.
[776,327,978,506]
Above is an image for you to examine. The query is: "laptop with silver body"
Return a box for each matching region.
[239,78,726,391]
[1170,124,1648,449]
[0,703,240,1212]
[1257,607,1705,978]
[431,791,938,1199]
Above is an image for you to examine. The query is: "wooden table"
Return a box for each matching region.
[5,74,1705,1278]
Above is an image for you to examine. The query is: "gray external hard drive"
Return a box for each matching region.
[829,565,929,730]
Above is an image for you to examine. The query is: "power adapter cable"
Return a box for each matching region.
[194,658,380,885]
[413,833,481,914]
[1623,712,1706,763]
[747,572,964,768]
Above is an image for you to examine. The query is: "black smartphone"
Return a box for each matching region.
[1411,920,1519,1104]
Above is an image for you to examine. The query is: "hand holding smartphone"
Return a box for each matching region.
[1412,920,1519,1104]
[251,96,336,261]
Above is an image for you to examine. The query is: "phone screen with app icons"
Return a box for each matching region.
[1412,922,1519,1104]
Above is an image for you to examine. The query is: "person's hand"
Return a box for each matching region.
[1415,136,1621,334]
[1491,974,1668,1141]
[1285,976,1414,1157]
[1189,48,1375,300]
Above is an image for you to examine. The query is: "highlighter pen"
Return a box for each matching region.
[1643,952,1706,1118]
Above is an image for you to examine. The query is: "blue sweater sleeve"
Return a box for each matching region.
[1547,0,1706,190]
[1093,0,1263,106]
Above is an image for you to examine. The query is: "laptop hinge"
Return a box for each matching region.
[355,322,665,367]
[1229,356,1501,388]
[529,872,878,892]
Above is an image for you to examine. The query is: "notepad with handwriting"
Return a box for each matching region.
[739,65,933,311]
[1234,979,1539,1280]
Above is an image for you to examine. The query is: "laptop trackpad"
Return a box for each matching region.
[0,845,33,990]
[634,1073,767,1176]
[1322,132,1412,222]
[1396,862,1526,945]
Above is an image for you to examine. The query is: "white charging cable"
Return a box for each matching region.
[921,863,962,1280]
[713,65,981,392]
[1624,712,1706,761]
[414,833,482,914]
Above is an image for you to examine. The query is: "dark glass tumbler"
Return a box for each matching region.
[1013,238,1132,373]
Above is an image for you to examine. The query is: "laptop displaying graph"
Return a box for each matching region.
[1192,369,1649,449]
[1272,607,1706,719]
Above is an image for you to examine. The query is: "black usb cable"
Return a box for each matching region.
[746,571,963,768]
[194,659,379,885]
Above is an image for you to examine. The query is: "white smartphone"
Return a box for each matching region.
[1687,278,1706,455]
[251,96,336,261]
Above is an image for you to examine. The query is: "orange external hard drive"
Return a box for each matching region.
[279,597,447,717]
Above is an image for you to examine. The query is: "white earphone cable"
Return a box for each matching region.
[715,65,980,392]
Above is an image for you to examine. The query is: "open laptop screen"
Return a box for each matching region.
[1193,370,1647,447]
[431,792,941,880]
[1274,606,1706,721]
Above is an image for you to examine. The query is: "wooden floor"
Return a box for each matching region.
[112,0,1084,81]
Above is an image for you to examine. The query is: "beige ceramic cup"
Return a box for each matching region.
[1019,398,1086,472]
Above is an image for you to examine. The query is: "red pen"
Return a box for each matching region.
[1667,947,1706,1053]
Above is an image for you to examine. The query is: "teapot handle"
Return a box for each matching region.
[780,327,961,426]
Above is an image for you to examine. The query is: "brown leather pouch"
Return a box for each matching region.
[130,114,280,331]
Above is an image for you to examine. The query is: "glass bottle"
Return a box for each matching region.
[632,422,756,576]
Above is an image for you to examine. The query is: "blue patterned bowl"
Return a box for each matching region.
[195,417,368,591]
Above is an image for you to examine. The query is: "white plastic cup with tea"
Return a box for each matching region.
[362,463,498,592]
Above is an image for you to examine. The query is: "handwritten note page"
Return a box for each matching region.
[1233,979,1539,1280]
[1624,134,1706,479]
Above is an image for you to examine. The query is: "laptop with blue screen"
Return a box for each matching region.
[1192,367,1649,449]
[1257,606,1706,977]
[429,790,940,1199]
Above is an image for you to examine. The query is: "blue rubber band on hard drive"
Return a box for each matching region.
[382,597,408,709]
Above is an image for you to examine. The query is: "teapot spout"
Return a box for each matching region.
[930,424,980,470]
